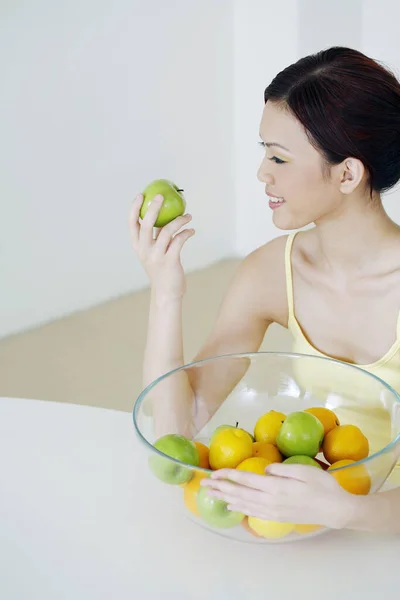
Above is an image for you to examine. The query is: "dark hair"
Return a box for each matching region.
[264,47,400,195]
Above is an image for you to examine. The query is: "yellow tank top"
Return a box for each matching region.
[285,232,400,486]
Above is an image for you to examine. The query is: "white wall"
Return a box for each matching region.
[0,0,235,338]
[3,1,400,338]
[233,0,299,257]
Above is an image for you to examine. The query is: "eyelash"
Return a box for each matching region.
[258,141,286,164]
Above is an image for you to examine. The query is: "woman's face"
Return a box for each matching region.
[257,101,346,230]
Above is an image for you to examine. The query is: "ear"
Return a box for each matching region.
[338,158,365,194]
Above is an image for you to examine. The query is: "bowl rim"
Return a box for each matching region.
[132,351,400,475]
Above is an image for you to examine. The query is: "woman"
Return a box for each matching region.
[130,47,400,534]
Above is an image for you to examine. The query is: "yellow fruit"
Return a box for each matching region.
[252,442,283,463]
[328,459,371,495]
[194,442,210,469]
[254,411,286,445]
[209,428,253,470]
[248,517,295,539]
[183,471,204,516]
[242,517,262,537]
[236,457,272,474]
[294,524,322,535]
[304,407,340,436]
[323,425,369,464]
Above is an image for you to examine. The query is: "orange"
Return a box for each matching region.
[252,442,283,463]
[236,457,272,474]
[328,459,371,495]
[294,524,322,535]
[304,407,340,437]
[209,428,253,470]
[254,410,286,445]
[183,471,205,516]
[194,442,210,469]
[323,424,369,464]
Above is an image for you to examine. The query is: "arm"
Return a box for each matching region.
[345,487,400,533]
[145,248,274,438]
[130,195,287,438]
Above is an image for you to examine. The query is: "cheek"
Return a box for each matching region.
[289,169,328,208]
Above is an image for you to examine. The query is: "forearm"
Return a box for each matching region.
[143,292,195,438]
[346,488,400,533]
[143,293,186,385]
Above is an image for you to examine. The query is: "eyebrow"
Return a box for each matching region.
[259,136,291,152]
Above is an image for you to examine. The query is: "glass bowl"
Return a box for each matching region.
[133,352,400,544]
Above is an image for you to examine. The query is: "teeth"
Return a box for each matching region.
[268,196,284,203]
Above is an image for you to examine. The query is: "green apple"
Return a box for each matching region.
[140,179,186,227]
[210,423,254,444]
[276,411,324,458]
[196,485,245,528]
[148,434,199,485]
[283,455,322,468]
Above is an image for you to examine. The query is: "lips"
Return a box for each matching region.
[266,192,285,211]
[266,190,284,200]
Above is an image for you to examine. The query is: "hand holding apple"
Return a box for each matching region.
[140,179,186,227]
[129,179,195,299]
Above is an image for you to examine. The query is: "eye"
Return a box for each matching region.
[258,142,286,164]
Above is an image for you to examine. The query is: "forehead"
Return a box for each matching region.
[260,101,316,157]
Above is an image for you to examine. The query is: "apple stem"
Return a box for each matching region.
[177,189,184,192]
[235,422,239,428]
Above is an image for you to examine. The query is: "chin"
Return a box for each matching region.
[272,208,313,231]
[272,213,302,231]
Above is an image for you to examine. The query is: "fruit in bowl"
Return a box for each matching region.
[148,434,199,485]
[133,352,400,544]
[276,411,324,457]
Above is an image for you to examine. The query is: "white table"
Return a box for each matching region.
[1,398,399,600]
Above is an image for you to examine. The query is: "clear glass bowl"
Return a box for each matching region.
[133,352,400,544]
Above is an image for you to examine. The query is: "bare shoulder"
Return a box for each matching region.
[231,234,290,326]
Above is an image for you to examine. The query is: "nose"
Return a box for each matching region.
[257,157,274,184]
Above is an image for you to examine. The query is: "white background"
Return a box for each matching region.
[2,0,400,337]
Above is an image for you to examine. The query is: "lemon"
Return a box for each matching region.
[248,517,295,539]
[294,524,322,535]
[254,410,286,444]
[236,457,271,474]
[209,428,253,470]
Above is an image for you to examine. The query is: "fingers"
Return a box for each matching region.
[202,475,267,498]
[266,463,324,482]
[208,469,270,491]
[227,505,270,520]
[139,194,164,247]
[155,214,193,254]
[129,195,143,250]
[130,191,195,262]
[167,227,196,259]
[204,468,304,497]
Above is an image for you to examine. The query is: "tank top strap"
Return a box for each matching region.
[284,232,298,320]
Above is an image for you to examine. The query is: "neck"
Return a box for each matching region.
[312,198,398,273]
